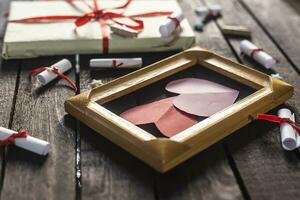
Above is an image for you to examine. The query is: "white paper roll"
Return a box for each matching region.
[90,58,143,69]
[159,12,184,37]
[208,4,222,16]
[36,59,72,86]
[240,40,276,69]
[195,5,222,17]
[195,6,209,16]
[0,127,50,155]
[278,108,300,151]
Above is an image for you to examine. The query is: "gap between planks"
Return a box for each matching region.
[0,60,21,198]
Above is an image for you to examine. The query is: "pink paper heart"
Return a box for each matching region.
[120,97,176,125]
[120,97,197,137]
[166,78,239,117]
[155,106,198,137]
[166,78,236,94]
[173,92,239,117]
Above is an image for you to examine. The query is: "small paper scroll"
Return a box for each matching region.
[278,108,300,151]
[0,127,49,155]
[90,58,142,69]
[110,24,139,38]
[240,40,277,69]
[195,4,222,17]
[36,59,72,86]
[159,12,184,37]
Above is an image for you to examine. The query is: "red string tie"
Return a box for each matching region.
[256,113,300,135]
[31,66,78,92]
[168,16,180,28]
[0,131,28,146]
[112,59,124,69]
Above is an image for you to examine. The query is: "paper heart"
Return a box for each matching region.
[166,78,239,117]
[173,92,239,117]
[166,78,236,94]
[155,106,198,137]
[120,97,198,137]
[120,97,176,125]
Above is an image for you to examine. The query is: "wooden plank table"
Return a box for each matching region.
[0,0,299,199]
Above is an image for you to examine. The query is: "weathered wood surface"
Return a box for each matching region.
[0,0,299,199]
[0,42,19,191]
[203,0,300,199]
[0,57,76,200]
[79,54,157,200]
[154,0,243,199]
[241,0,300,72]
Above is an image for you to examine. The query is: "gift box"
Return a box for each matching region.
[2,0,195,59]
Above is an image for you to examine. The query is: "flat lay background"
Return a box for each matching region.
[0,0,300,199]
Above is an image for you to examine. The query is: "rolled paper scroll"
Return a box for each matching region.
[207,4,222,16]
[36,59,72,86]
[110,24,139,38]
[90,58,143,69]
[195,6,209,16]
[0,127,50,155]
[240,40,277,69]
[159,12,184,37]
[195,5,222,17]
[278,108,300,151]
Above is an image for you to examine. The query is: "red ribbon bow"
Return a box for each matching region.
[10,0,173,54]
[0,131,28,146]
[256,113,300,134]
[31,66,78,92]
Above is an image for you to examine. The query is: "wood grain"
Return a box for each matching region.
[79,54,159,200]
[152,0,243,199]
[0,43,19,192]
[0,57,76,200]
[241,0,300,72]
[202,0,300,199]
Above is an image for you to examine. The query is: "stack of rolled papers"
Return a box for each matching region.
[90,58,143,69]
[278,108,300,151]
[195,4,222,17]
[240,40,277,69]
[159,12,184,37]
[0,127,49,155]
[36,59,72,86]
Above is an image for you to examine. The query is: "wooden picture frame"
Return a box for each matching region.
[65,47,293,173]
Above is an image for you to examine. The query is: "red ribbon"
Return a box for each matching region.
[256,113,300,134]
[0,131,28,146]
[168,16,180,28]
[31,66,78,92]
[112,59,123,69]
[249,48,263,59]
[9,0,173,54]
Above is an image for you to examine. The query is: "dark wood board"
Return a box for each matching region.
[240,0,300,72]
[79,54,158,200]
[152,0,243,200]
[0,43,19,192]
[0,57,77,200]
[202,0,300,199]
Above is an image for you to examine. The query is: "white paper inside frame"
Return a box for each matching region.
[3,0,195,59]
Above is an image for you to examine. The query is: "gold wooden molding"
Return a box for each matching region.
[65,47,293,172]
